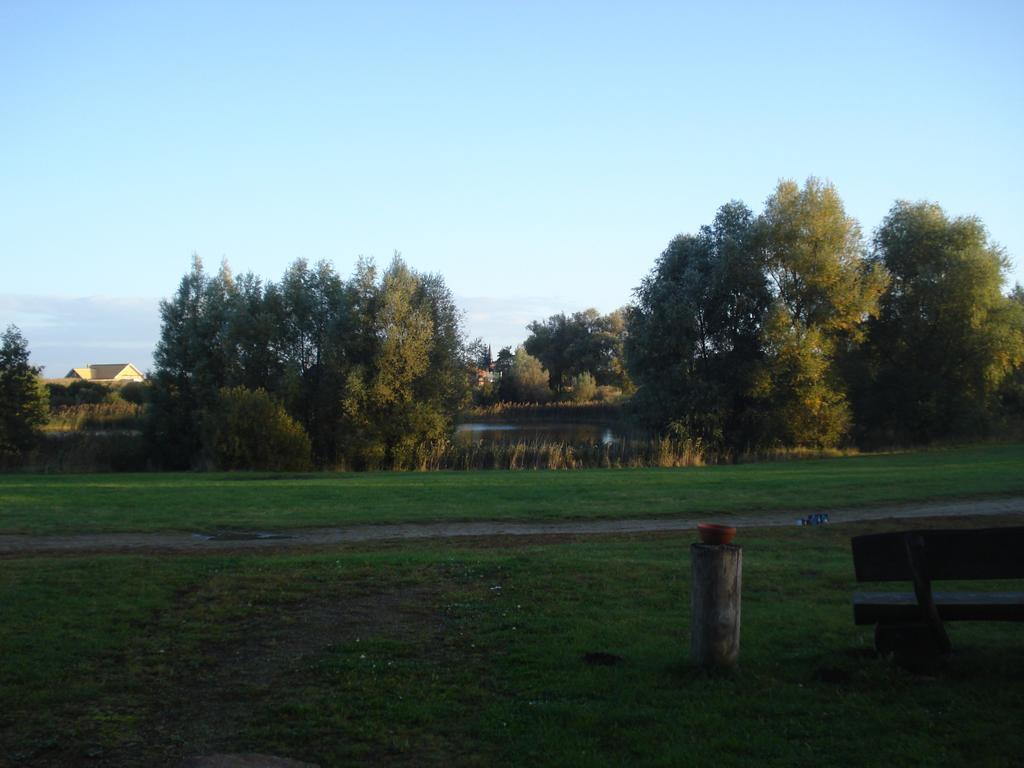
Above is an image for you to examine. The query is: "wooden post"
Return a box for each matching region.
[690,543,742,670]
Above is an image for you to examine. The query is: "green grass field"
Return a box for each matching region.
[2,445,1023,766]
[2,517,1022,767]
[2,443,1023,535]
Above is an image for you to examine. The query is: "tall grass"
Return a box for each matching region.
[20,433,859,474]
[411,438,858,471]
[399,436,710,471]
[45,402,145,432]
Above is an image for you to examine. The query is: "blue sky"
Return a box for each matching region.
[2,1,1022,375]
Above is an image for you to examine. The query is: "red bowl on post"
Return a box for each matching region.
[697,523,737,545]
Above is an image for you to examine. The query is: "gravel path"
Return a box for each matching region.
[1,496,1022,556]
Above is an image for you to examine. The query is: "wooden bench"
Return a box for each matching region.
[851,526,1024,657]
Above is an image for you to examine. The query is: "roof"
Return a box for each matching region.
[65,363,145,381]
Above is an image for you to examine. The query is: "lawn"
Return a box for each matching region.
[1,516,1023,767]
[1,443,1023,535]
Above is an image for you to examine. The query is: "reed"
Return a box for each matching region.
[398,435,713,471]
[22,426,862,473]
[45,402,145,432]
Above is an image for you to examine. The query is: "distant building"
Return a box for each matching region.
[474,368,498,387]
[65,363,146,383]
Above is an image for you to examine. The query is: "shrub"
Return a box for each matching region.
[118,381,150,406]
[570,372,597,403]
[203,386,312,471]
[46,380,111,407]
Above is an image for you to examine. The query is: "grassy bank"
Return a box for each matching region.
[1,443,1023,535]
[1,516,1022,766]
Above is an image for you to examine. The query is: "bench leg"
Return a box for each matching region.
[875,623,951,668]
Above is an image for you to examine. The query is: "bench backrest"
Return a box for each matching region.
[851,527,1024,582]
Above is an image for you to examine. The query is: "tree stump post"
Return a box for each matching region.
[690,543,742,670]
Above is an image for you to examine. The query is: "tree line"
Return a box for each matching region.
[627,179,1024,450]
[468,179,1024,451]
[2,177,1023,470]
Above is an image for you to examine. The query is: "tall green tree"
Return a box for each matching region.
[274,258,348,463]
[0,325,48,464]
[999,285,1024,424]
[227,271,287,391]
[627,201,770,447]
[148,254,213,467]
[858,201,1024,441]
[755,178,888,447]
[494,346,514,377]
[341,257,469,468]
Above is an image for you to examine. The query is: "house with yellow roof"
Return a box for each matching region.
[65,363,146,383]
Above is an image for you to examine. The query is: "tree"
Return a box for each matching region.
[999,285,1024,424]
[499,346,551,403]
[0,325,48,463]
[857,201,1024,441]
[274,258,348,463]
[627,201,771,447]
[494,346,514,377]
[755,178,888,447]
[601,308,634,392]
[523,312,571,392]
[148,254,217,467]
[340,256,470,468]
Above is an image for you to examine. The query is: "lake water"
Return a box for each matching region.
[454,422,628,446]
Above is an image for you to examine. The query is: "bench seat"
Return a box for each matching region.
[854,590,1024,625]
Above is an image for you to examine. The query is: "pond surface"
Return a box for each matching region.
[454,422,632,446]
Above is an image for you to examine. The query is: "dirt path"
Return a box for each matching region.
[2,496,1023,557]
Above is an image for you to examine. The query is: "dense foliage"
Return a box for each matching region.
[203,386,312,471]
[524,308,630,393]
[627,179,1023,450]
[6,180,1022,472]
[627,200,771,448]
[149,254,471,469]
[45,380,148,432]
[853,202,1024,443]
[497,346,551,403]
[0,325,48,464]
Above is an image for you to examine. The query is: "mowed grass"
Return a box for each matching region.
[2,443,1024,535]
[1,517,1022,767]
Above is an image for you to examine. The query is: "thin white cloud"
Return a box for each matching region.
[0,291,612,377]
[0,294,161,377]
